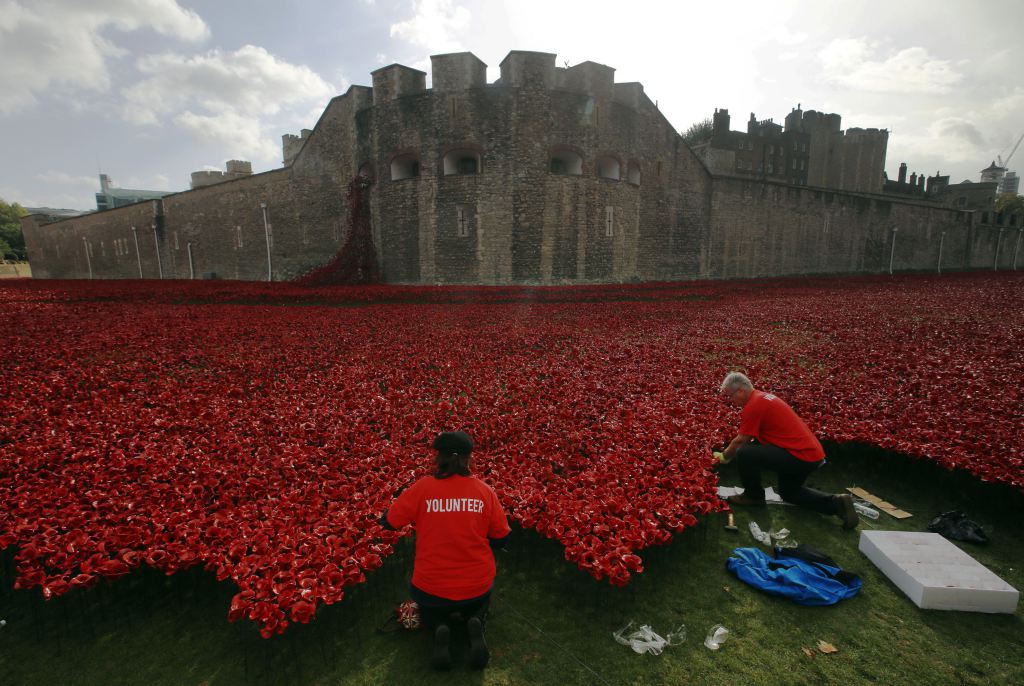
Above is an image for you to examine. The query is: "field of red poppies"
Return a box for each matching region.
[1,273,1021,638]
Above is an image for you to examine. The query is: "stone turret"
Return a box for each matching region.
[190,160,253,189]
[558,61,615,98]
[498,51,556,88]
[612,82,644,109]
[371,64,426,105]
[430,52,487,91]
[283,129,312,166]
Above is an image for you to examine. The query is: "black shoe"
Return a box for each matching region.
[431,624,452,670]
[726,494,767,507]
[467,616,489,670]
[835,494,858,530]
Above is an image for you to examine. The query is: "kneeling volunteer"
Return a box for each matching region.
[718,372,858,529]
[381,431,511,670]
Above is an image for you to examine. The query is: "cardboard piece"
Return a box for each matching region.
[859,530,1019,614]
[847,486,913,519]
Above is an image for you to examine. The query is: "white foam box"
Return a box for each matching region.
[859,530,1019,614]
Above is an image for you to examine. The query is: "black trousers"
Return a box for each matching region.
[737,442,838,516]
[412,585,490,630]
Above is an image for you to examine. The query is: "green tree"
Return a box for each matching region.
[681,118,713,146]
[995,192,1024,216]
[0,198,28,260]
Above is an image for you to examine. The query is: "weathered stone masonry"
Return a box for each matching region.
[23,50,1008,284]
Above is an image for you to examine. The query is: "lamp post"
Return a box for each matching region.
[152,222,164,279]
[1013,229,1022,270]
[888,226,898,275]
[82,236,93,280]
[261,202,273,281]
[937,230,945,274]
[994,228,1004,270]
[131,226,143,278]
[187,241,195,280]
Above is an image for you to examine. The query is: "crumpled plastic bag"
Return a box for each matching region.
[613,620,686,655]
[927,511,989,545]
[770,527,798,548]
[704,624,729,650]
[749,521,772,546]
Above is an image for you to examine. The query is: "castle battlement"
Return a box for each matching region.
[354,52,647,109]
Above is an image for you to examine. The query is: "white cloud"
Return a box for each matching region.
[932,117,986,148]
[175,111,280,162]
[773,27,807,46]
[123,45,334,123]
[151,174,171,191]
[390,0,470,52]
[0,0,208,114]
[121,45,335,162]
[820,38,962,94]
[0,186,40,207]
[34,171,98,188]
[335,70,352,93]
[989,88,1024,120]
[1,184,90,209]
[122,173,173,190]
[889,116,994,172]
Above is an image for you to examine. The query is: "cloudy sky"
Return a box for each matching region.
[2,0,1022,209]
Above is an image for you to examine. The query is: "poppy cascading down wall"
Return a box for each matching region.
[294,176,379,286]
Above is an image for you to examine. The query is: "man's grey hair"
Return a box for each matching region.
[720,372,753,393]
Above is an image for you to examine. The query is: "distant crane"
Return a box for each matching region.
[997,132,1024,169]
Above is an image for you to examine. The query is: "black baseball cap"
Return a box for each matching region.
[433,431,474,455]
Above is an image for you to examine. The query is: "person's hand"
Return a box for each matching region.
[713,451,733,465]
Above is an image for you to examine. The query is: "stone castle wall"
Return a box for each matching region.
[708,177,1001,278]
[22,50,1003,285]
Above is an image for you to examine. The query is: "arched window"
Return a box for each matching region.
[597,155,621,180]
[626,161,641,185]
[550,148,583,175]
[443,148,481,176]
[390,154,420,181]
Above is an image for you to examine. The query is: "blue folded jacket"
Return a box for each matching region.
[726,546,862,606]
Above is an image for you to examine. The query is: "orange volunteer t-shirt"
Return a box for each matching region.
[739,390,825,462]
[387,474,511,601]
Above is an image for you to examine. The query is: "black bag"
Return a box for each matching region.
[777,543,860,586]
[781,543,840,568]
[927,511,989,545]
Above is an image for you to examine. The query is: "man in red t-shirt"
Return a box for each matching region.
[382,431,511,670]
[718,372,857,529]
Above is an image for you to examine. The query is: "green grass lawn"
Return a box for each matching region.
[1,444,1021,686]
